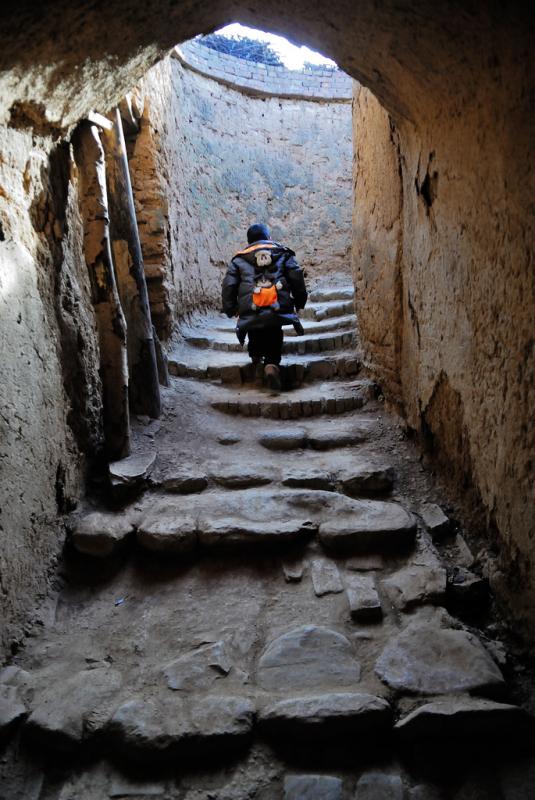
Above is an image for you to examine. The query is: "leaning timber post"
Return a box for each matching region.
[102,108,161,418]
[73,121,131,460]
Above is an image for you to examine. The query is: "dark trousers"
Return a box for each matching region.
[247,328,283,366]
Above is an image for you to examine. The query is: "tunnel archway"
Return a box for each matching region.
[0,2,534,643]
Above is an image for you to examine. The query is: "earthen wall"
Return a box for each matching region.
[0,127,103,652]
[130,44,353,335]
[353,83,535,630]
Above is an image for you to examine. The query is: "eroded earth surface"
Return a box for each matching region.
[1,284,534,799]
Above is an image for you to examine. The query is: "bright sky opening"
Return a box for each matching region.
[216,23,337,70]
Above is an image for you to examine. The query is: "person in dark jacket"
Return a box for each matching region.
[222,223,308,390]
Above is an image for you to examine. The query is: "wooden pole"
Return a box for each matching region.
[102,108,161,418]
[73,122,131,460]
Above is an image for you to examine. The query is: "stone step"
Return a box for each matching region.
[259,421,375,451]
[70,489,416,558]
[207,312,357,337]
[107,694,254,762]
[210,380,375,419]
[309,286,355,303]
[168,350,361,387]
[302,299,354,321]
[184,329,357,355]
[258,692,392,743]
[15,665,531,765]
[395,697,534,744]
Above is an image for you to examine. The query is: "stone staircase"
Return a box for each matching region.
[168,288,361,389]
[1,282,533,799]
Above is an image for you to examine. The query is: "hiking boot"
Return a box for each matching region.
[251,358,264,382]
[293,317,305,336]
[264,364,281,392]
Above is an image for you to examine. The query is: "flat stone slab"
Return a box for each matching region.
[305,419,375,450]
[25,667,122,751]
[382,565,447,610]
[282,467,334,491]
[318,500,416,553]
[260,423,373,452]
[260,429,308,451]
[257,625,361,691]
[345,575,383,622]
[309,286,354,303]
[395,698,534,742]
[109,451,156,485]
[209,465,274,488]
[161,472,208,494]
[337,464,395,495]
[375,621,505,695]
[346,555,384,571]
[355,773,404,800]
[211,380,371,419]
[108,694,254,761]
[284,775,343,800]
[70,511,135,557]
[259,692,391,741]
[282,558,305,582]
[419,503,451,539]
[137,511,198,554]
[163,641,232,692]
[109,777,166,797]
[311,559,344,596]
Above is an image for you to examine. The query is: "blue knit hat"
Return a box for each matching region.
[247,223,270,244]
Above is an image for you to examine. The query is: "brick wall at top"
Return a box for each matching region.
[176,40,352,101]
[130,49,353,339]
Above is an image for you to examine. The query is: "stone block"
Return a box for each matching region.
[257,625,361,691]
[284,775,343,800]
[311,558,344,596]
[345,574,382,622]
[419,503,451,539]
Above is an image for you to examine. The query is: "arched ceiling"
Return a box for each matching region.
[1,1,532,131]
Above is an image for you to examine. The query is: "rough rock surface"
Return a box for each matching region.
[345,574,383,621]
[257,626,361,691]
[311,559,344,597]
[284,775,343,800]
[375,622,505,695]
[108,694,254,760]
[395,697,534,743]
[109,451,156,487]
[25,667,122,750]
[70,511,135,557]
[259,692,391,740]
[0,281,533,795]
[382,565,447,610]
[318,500,416,552]
[163,641,232,692]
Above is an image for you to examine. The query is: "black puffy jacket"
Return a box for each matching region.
[221,239,308,334]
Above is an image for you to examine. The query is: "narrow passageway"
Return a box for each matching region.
[1,278,534,798]
[1,5,534,799]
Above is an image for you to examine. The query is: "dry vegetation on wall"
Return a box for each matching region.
[0,0,533,646]
[125,49,352,337]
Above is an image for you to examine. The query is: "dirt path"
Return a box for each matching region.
[1,284,534,799]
